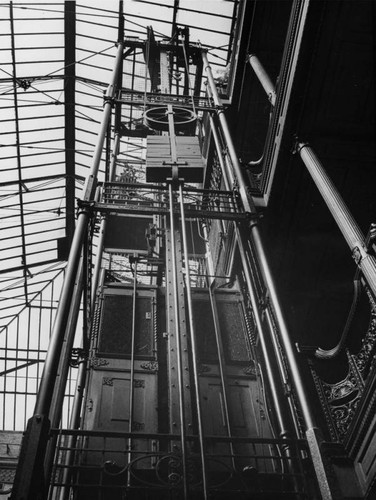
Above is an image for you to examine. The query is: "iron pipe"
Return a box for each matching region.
[91,132,120,308]
[203,51,253,214]
[203,49,338,498]
[203,49,315,431]
[207,77,292,438]
[58,268,106,500]
[236,226,290,438]
[34,42,124,418]
[264,307,301,438]
[208,114,231,191]
[44,258,84,491]
[298,143,376,299]
[248,54,276,106]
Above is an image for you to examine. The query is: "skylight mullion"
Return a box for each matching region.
[9,2,29,305]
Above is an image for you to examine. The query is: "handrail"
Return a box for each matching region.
[314,279,362,359]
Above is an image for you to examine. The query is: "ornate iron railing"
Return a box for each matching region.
[47,428,317,499]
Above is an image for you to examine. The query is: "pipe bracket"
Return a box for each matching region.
[352,243,368,265]
[76,199,96,217]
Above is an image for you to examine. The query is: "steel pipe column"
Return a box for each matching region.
[208,105,292,440]
[10,42,124,500]
[248,54,276,105]
[298,143,376,298]
[249,52,376,343]
[35,41,123,418]
[204,49,312,426]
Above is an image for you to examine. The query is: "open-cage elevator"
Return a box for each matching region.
[7,3,373,499]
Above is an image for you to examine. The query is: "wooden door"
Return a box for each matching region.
[82,287,158,471]
[193,290,274,473]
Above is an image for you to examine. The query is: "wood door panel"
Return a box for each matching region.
[82,371,157,469]
[98,374,157,432]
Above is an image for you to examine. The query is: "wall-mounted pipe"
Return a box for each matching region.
[298,143,376,299]
[248,54,276,106]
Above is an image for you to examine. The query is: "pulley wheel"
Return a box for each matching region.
[143,106,196,132]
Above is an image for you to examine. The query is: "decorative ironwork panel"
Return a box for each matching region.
[352,287,376,380]
[311,362,363,442]
[98,295,154,358]
[311,284,376,442]
[193,293,251,364]
[217,300,251,363]
[192,298,218,363]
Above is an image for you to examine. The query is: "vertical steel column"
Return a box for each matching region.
[203,50,336,500]
[246,52,314,438]
[178,184,208,499]
[127,259,138,485]
[91,132,121,307]
[168,183,188,499]
[208,88,292,440]
[203,52,253,214]
[236,227,290,439]
[44,258,84,491]
[298,143,376,298]
[57,365,86,500]
[58,267,107,500]
[35,41,124,418]
[264,308,301,438]
[10,42,124,500]
[203,49,314,427]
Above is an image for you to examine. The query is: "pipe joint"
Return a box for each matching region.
[352,243,368,265]
[70,347,87,368]
[268,91,276,104]
[103,95,116,108]
[292,140,309,155]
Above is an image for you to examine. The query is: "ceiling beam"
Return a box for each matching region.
[64,1,76,254]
